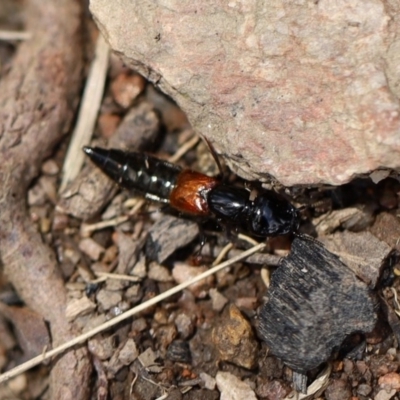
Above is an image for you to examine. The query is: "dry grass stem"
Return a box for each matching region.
[167,134,199,163]
[0,242,265,383]
[0,30,31,41]
[60,34,110,191]
[94,271,142,282]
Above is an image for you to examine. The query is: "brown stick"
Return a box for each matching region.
[0,0,91,399]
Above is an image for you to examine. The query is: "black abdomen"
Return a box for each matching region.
[83,147,182,203]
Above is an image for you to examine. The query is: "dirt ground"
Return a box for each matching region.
[1,2,400,400]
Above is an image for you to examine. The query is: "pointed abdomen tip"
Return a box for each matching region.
[83,146,93,155]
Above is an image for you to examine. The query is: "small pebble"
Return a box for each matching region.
[357,383,372,396]
[155,324,177,350]
[138,348,162,373]
[174,313,195,339]
[28,183,47,206]
[7,374,27,395]
[209,288,228,312]
[148,262,173,282]
[118,339,139,365]
[39,175,57,203]
[96,289,122,311]
[325,378,352,400]
[98,113,120,139]
[370,212,400,251]
[83,314,107,332]
[108,339,139,375]
[200,372,216,390]
[52,212,69,231]
[216,371,257,400]
[369,355,398,378]
[153,308,169,325]
[114,232,143,273]
[117,300,130,312]
[111,72,146,108]
[343,358,354,375]
[256,379,289,400]
[88,335,114,360]
[131,317,147,334]
[172,263,213,297]
[212,304,258,369]
[125,284,140,300]
[234,297,258,310]
[41,159,59,175]
[105,279,129,292]
[131,255,147,278]
[379,372,400,391]
[64,247,81,266]
[374,388,396,400]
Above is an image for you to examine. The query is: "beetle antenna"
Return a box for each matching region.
[202,136,225,179]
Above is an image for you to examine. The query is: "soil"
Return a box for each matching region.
[1,2,400,400]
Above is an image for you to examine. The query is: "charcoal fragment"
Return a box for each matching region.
[166,340,192,363]
[258,237,378,374]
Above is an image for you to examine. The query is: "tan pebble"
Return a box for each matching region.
[212,304,258,369]
[379,372,400,390]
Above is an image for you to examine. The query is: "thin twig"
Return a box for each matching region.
[60,34,110,191]
[261,268,271,288]
[0,242,265,383]
[237,233,259,246]
[80,215,129,237]
[94,271,142,282]
[167,134,200,163]
[80,198,145,236]
[212,243,233,266]
[0,30,32,41]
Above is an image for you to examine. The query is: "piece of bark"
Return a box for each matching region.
[313,207,375,236]
[370,212,400,251]
[322,231,393,287]
[0,1,91,398]
[58,101,160,219]
[380,297,400,351]
[113,231,145,274]
[66,297,97,321]
[107,338,139,375]
[145,215,199,263]
[93,356,109,400]
[258,237,378,375]
[0,303,50,362]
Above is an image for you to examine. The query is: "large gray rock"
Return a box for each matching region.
[90,0,400,186]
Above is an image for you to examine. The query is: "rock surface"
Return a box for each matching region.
[90,0,400,186]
